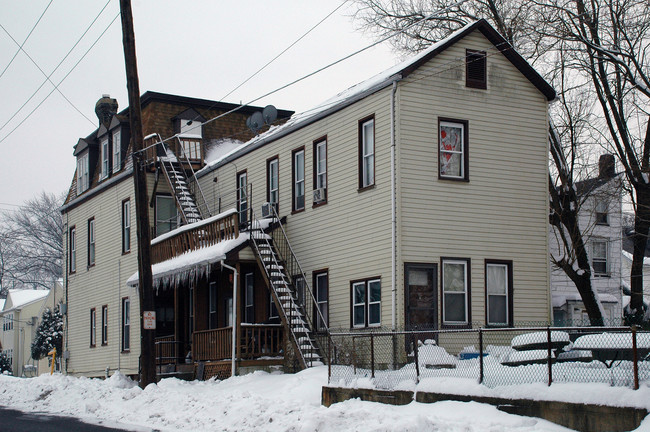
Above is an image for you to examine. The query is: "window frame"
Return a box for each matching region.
[313,136,328,206]
[100,135,110,180]
[595,199,608,225]
[441,257,471,327]
[209,282,218,329]
[358,115,375,190]
[122,199,131,254]
[112,129,121,173]
[244,272,255,324]
[237,170,248,226]
[267,156,279,211]
[438,118,469,181]
[592,239,609,276]
[121,297,130,352]
[69,226,76,274]
[101,305,108,345]
[484,260,513,328]
[87,218,95,268]
[466,49,487,89]
[292,146,305,213]
[313,270,329,331]
[76,152,89,194]
[90,308,96,348]
[350,277,382,328]
[155,194,179,237]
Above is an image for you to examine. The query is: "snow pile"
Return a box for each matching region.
[418,339,458,368]
[0,366,591,432]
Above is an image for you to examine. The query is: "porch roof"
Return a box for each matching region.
[127,219,271,289]
[552,292,619,308]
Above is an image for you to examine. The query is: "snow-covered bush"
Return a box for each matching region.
[31,304,63,360]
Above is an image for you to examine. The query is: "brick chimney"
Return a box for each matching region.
[95,94,118,127]
[598,154,616,179]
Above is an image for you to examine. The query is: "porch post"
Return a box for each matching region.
[221,261,238,377]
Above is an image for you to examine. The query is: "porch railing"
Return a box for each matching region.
[192,324,283,362]
[151,209,239,265]
[155,335,182,365]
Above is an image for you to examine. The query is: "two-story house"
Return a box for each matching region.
[62,19,555,379]
[550,154,624,325]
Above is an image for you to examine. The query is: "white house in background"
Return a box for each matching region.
[550,154,624,325]
[0,282,62,376]
[621,230,650,316]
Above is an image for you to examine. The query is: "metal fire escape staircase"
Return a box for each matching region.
[155,136,211,225]
[249,206,330,369]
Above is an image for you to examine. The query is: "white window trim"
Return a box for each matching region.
[592,240,609,276]
[77,153,89,194]
[315,140,327,190]
[101,306,108,345]
[486,263,509,327]
[70,227,76,273]
[352,278,381,328]
[315,272,328,330]
[439,121,466,179]
[361,119,374,188]
[100,137,109,180]
[352,281,366,329]
[442,259,469,325]
[122,200,130,253]
[88,219,95,266]
[245,272,254,324]
[90,308,96,347]
[268,158,279,206]
[294,149,305,211]
[122,298,130,351]
[238,172,248,223]
[112,130,121,173]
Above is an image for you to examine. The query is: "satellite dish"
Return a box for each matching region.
[262,105,278,125]
[250,111,264,133]
[246,116,252,130]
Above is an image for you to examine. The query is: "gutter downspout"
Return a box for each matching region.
[391,80,398,331]
[221,261,238,377]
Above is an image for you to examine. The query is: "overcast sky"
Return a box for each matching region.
[0,0,396,210]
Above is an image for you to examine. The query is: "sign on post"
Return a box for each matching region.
[143,311,156,330]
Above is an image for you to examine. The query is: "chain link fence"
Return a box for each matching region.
[327,323,650,390]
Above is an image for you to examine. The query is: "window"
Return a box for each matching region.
[314,271,328,330]
[101,305,108,345]
[179,118,202,160]
[294,275,306,307]
[237,171,248,226]
[100,136,109,180]
[122,298,130,351]
[269,292,279,319]
[69,226,76,273]
[155,195,179,237]
[267,157,279,210]
[87,218,95,267]
[485,261,513,327]
[3,314,13,331]
[442,258,470,326]
[90,308,96,347]
[466,49,487,89]
[112,129,121,173]
[122,200,130,254]
[595,200,608,225]
[439,119,469,180]
[209,282,218,329]
[76,152,89,194]
[293,147,305,212]
[245,272,254,323]
[351,278,381,328]
[313,138,327,204]
[592,240,608,275]
[359,116,375,189]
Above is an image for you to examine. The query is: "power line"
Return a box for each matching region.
[0,11,120,145]
[0,0,113,133]
[0,0,54,80]
[220,0,347,101]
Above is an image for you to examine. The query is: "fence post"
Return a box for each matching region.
[328,335,332,384]
[353,337,357,375]
[547,326,553,386]
[414,333,420,383]
[632,325,639,390]
[370,333,375,379]
[479,328,484,384]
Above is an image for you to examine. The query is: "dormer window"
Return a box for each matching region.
[179,119,202,161]
[77,152,89,194]
[466,49,487,89]
[100,136,109,180]
[112,129,121,173]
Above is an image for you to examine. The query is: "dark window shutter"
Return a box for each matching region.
[466,50,487,89]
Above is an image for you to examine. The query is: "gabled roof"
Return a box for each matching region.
[574,172,621,196]
[3,289,49,312]
[198,19,555,177]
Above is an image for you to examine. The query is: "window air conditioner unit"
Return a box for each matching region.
[261,202,273,218]
[313,188,326,204]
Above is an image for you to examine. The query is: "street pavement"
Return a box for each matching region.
[0,406,144,431]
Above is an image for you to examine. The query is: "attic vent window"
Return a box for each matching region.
[466,49,487,89]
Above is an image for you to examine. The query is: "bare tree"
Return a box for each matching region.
[0,191,65,291]
[352,0,609,324]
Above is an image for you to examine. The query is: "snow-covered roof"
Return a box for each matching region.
[621,250,650,266]
[4,289,50,311]
[552,292,619,308]
[197,19,554,179]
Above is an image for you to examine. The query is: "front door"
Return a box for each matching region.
[405,263,437,331]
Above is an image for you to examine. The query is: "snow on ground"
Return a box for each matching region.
[0,366,603,432]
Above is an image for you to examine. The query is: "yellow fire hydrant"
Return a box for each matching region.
[47,348,56,375]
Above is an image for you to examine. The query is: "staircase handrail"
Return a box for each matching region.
[175,136,211,219]
[152,135,192,225]
[264,204,331,339]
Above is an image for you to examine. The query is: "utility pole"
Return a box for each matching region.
[119,0,156,388]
